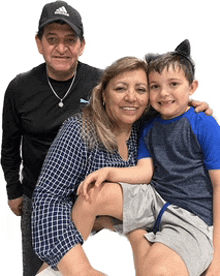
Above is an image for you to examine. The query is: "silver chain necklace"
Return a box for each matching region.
[46,71,77,108]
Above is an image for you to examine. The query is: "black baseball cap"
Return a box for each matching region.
[38,1,84,39]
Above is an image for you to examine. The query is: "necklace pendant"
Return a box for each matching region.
[59,102,64,108]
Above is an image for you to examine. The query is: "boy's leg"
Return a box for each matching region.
[126,229,152,276]
[141,243,189,276]
[72,182,123,240]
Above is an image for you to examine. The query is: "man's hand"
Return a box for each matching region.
[8,196,23,216]
[190,99,213,116]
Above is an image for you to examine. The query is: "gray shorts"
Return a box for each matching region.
[114,183,213,276]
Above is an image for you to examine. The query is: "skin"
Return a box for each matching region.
[35,23,85,81]
[8,23,85,218]
[57,69,149,275]
[103,69,149,135]
[149,66,198,120]
[73,67,219,275]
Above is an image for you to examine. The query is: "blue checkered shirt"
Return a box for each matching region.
[32,114,140,268]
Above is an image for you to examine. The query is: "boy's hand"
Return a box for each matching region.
[77,168,111,200]
[190,99,213,115]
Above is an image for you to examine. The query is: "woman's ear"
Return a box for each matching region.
[189,80,199,96]
[102,91,106,105]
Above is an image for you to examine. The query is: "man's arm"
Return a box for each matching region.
[1,80,23,212]
[190,99,213,115]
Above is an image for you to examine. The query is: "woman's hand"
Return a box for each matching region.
[77,168,111,200]
[190,99,213,116]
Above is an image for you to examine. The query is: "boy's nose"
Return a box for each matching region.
[160,88,170,97]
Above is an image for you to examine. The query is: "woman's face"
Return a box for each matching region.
[103,69,149,130]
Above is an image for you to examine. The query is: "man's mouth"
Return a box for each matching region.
[54,56,70,60]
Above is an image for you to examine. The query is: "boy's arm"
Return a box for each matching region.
[78,158,154,200]
[205,170,220,275]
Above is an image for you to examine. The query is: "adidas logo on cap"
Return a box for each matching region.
[55,6,69,17]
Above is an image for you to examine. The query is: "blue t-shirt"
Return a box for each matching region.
[138,107,220,226]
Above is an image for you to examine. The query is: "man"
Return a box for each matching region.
[1,1,102,275]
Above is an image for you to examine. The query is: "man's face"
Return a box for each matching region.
[36,23,85,80]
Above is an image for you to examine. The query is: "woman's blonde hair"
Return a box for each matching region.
[82,56,148,151]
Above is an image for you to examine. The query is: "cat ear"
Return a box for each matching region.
[175,39,191,58]
[145,53,160,64]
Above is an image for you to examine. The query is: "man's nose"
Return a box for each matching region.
[56,41,67,54]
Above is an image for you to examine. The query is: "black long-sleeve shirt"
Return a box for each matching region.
[1,62,103,199]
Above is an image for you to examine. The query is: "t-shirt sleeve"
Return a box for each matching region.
[196,114,220,170]
[138,122,152,160]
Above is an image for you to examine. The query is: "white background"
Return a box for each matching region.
[1,0,220,275]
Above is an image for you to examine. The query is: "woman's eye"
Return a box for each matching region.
[137,88,147,93]
[115,87,126,92]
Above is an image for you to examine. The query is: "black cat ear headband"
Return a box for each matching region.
[145,39,195,75]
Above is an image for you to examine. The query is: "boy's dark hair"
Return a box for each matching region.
[145,39,195,84]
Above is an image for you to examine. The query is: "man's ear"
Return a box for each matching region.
[35,35,43,55]
[79,39,86,56]
[189,80,199,96]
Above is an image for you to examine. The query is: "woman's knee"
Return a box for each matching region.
[75,182,123,217]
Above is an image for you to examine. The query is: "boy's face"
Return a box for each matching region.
[149,66,198,120]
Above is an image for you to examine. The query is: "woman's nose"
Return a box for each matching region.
[125,89,136,102]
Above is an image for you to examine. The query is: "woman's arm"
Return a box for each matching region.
[32,118,87,269]
[205,170,220,276]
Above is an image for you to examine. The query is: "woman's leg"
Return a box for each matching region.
[72,182,123,240]
[37,263,49,274]
[58,244,106,276]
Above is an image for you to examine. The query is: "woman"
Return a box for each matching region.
[32,56,211,276]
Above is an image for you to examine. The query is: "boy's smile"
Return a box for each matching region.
[149,66,198,120]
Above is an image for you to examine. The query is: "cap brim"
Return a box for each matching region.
[39,17,81,37]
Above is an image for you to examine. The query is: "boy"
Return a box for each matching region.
[74,40,220,276]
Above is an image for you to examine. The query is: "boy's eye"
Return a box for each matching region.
[150,84,159,90]
[170,82,179,87]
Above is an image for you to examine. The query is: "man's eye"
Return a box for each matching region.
[48,37,58,44]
